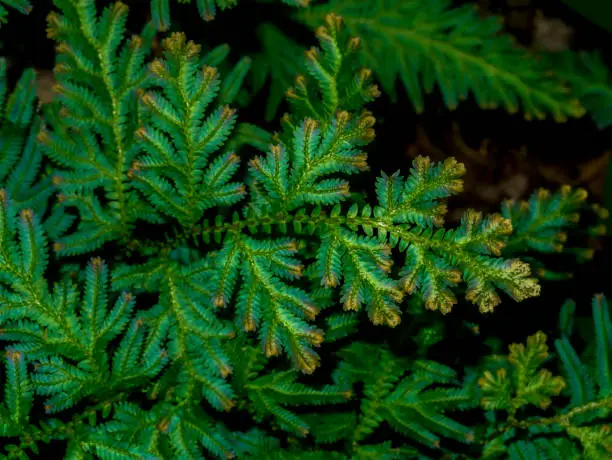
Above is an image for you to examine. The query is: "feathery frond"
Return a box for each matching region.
[0,61,72,240]
[297,0,585,121]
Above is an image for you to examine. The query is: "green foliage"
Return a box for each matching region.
[38,0,155,255]
[296,0,585,121]
[545,51,612,129]
[0,62,72,241]
[0,0,31,24]
[150,0,310,32]
[500,185,607,280]
[145,0,612,127]
[477,295,612,459]
[478,331,567,413]
[0,0,610,458]
[39,1,250,255]
[327,343,476,451]
[252,24,306,121]
[131,33,247,228]
[0,192,167,412]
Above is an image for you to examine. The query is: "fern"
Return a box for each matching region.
[0,0,608,458]
[320,343,475,451]
[131,32,247,228]
[146,0,610,126]
[150,0,310,32]
[112,249,237,411]
[0,0,31,24]
[295,0,585,121]
[0,350,33,441]
[37,1,156,255]
[0,192,167,413]
[545,50,612,129]
[0,62,72,241]
[500,186,607,280]
[478,295,612,459]
[107,10,541,378]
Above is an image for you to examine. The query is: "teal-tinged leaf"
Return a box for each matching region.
[592,294,612,397]
[559,299,576,337]
[252,24,307,121]
[544,50,612,129]
[0,0,31,23]
[298,0,585,121]
[555,337,595,406]
[4,350,32,428]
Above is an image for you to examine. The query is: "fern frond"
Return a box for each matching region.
[478,331,566,412]
[181,14,544,368]
[0,195,166,414]
[40,1,155,255]
[297,0,585,121]
[0,350,32,437]
[329,343,474,451]
[0,61,72,241]
[130,32,246,228]
[502,186,590,252]
[0,0,31,23]
[93,401,235,459]
[207,234,323,374]
[479,298,612,459]
[246,16,542,320]
[229,343,350,437]
[150,0,309,31]
[113,256,235,411]
[545,50,612,129]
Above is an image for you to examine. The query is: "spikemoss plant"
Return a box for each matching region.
[0,1,609,458]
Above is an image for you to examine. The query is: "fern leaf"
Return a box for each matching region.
[297,0,585,121]
[479,332,566,412]
[0,0,31,23]
[502,186,589,255]
[150,0,309,31]
[249,17,538,322]
[334,343,474,450]
[0,196,165,414]
[41,1,153,254]
[592,294,612,398]
[113,256,235,410]
[3,350,33,430]
[544,50,612,129]
[0,61,72,240]
[208,234,323,373]
[131,32,246,228]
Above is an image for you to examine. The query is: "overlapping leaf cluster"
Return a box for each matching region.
[0,1,609,459]
[150,0,310,32]
[296,0,585,121]
[500,185,608,280]
[0,0,30,24]
[0,59,71,241]
[477,295,612,459]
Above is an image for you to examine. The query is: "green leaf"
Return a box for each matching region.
[544,51,612,129]
[297,0,585,121]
